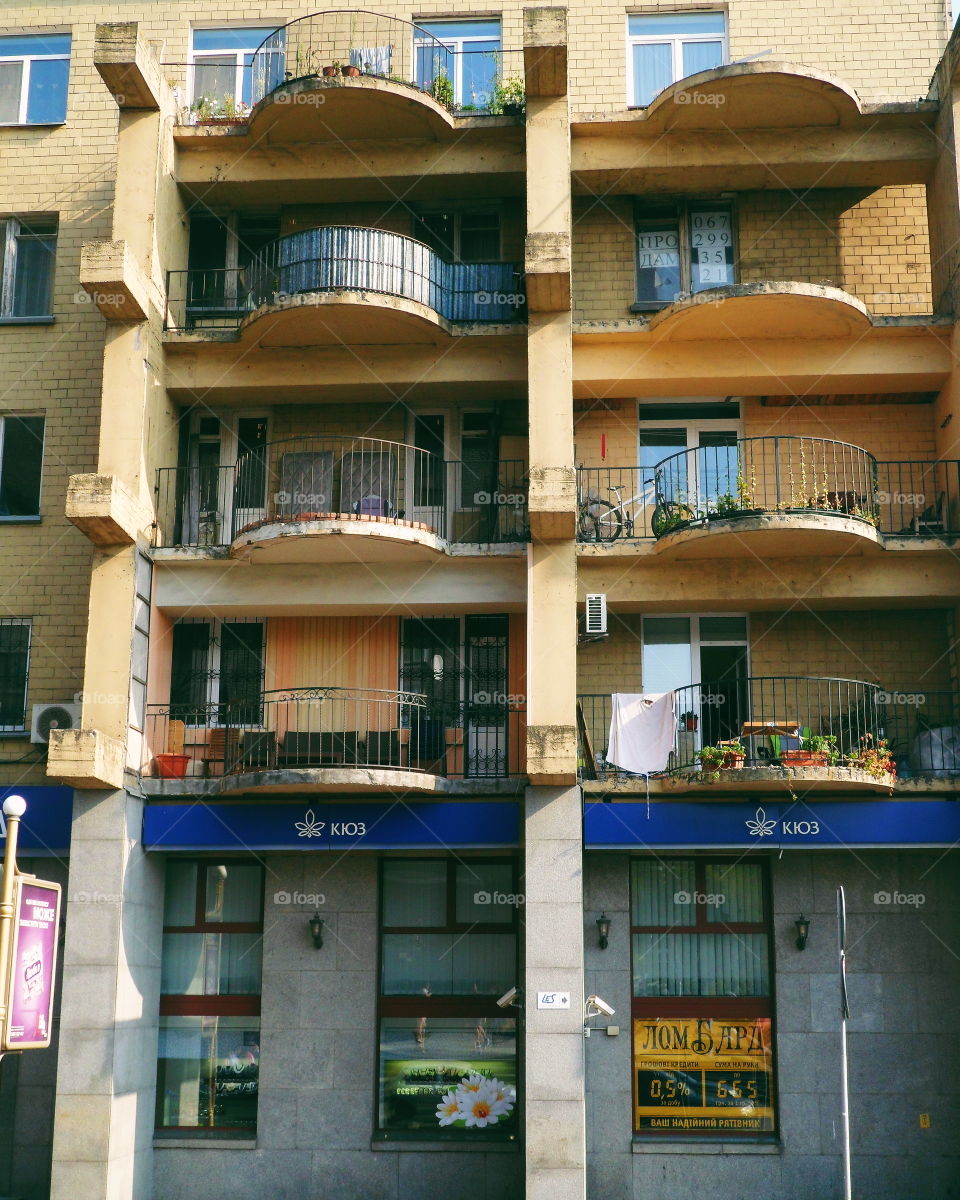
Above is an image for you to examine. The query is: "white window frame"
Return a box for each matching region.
[636,399,742,511]
[0,616,32,732]
[626,12,728,108]
[0,35,70,126]
[0,216,57,320]
[413,20,502,107]
[188,27,271,109]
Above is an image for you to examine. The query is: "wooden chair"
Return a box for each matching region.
[205,728,241,773]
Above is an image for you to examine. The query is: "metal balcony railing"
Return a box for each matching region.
[165,227,525,330]
[248,11,525,115]
[576,449,960,542]
[578,676,888,777]
[153,438,528,547]
[145,688,526,780]
[879,689,960,777]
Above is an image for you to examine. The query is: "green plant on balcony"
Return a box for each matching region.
[430,70,454,109]
[489,75,526,115]
[802,733,841,764]
[186,94,249,124]
[696,741,746,782]
[847,733,896,779]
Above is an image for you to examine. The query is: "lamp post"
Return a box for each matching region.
[0,795,27,1057]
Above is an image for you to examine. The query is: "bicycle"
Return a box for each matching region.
[577,481,643,542]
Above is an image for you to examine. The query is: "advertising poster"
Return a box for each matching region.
[4,878,61,1050]
[634,1016,775,1133]
[380,1058,517,1133]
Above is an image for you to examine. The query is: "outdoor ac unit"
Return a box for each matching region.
[31,702,81,744]
[585,593,608,636]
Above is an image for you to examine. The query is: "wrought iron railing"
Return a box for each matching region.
[145,688,526,779]
[165,227,525,330]
[578,676,888,777]
[879,689,960,776]
[154,440,528,547]
[248,11,524,115]
[576,452,960,542]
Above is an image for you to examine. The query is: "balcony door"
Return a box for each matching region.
[407,410,497,539]
[182,413,268,544]
[642,615,748,747]
[638,401,740,522]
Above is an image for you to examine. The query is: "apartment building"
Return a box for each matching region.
[1,2,959,1198]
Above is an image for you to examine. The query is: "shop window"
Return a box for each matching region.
[634,202,735,308]
[627,12,726,107]
[0,415,44,516]
[0,617,31,730]
[0,216,57,320]
[0,34,70,125]
[631,858,776,1137]
[155,861,263,1136]
[189,27,277,110]
[414,19,501,110]
[377,858,519,1139]
[169,618,265,726]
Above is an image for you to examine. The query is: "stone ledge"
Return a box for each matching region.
[94,22,164,109]
[523,7,568,97]
[527,724,578,785]
[525,232,571,312]
[66,473,148,545]
[79,240,152,321]
[528,467,578,541]
[47,728,126,790]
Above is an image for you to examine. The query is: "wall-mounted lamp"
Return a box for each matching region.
[794,913,810,951]
[596,912,611,950]
[308,911,325,950]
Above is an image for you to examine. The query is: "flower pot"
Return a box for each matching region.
[155,753,191,778]
[322,65,339,76]
[503,102,523,116]
[721,751,745,769]
[682,717,698,732]
[341,65,361,77]
[780,749,827,768]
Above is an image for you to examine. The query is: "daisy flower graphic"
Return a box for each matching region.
[459,1090,499,1128]
[436,1091,462,1126]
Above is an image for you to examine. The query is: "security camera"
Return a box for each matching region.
[585,994,615,1018]
[496,986,519,1009]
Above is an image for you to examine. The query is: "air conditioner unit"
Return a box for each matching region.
[585,593,607,636]
[31,702,81,744]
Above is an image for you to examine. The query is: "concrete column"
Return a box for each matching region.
[524,786,586,1200]
[49,789,164,1200]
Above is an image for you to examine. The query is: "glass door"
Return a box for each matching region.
[638,403,740,524]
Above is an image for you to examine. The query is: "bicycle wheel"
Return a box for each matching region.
[578,498,622,542]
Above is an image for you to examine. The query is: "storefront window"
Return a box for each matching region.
[155,861,263,1136]
[377,858,519,1139]
[631,858,776,1137]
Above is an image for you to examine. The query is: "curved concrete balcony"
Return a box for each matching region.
[154,437,529,562]
[579,677,896,795]
[165,227,525,344]
[143,688,526,795]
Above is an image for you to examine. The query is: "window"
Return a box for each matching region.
[0,216,57,320]
[0,415,44,516]
[413,209,501,263]
[628,12,726,107]
[189,27,278,110]
[631,858,776,1137]
[635,202,735,307]
[0,34,70,125]
[170,618,265,725]
[0,618,31,730]
[414,20,501,110]
[155,860,263,1136]
[377,858,519,1139]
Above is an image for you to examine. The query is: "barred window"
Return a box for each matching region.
[0,618,31,730]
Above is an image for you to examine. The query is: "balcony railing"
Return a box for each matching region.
[165,227,525,331]
[578,676,889,777]
[154,437,528,547]
[576,448,960,542]
[145,687,526,780]
[879,689,960,777]
[248,11,524,115]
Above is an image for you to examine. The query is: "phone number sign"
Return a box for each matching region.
[634,1016,775,1134]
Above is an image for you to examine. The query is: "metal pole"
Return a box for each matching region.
[838,885,852,1200]
[0,795,27,1055]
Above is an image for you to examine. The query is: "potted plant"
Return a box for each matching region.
[490,74,526,116]
[680,710,698,732]
[186,94,249,125]
[780,733,838,768]
[323,61,341,77]
[341,62,361,78]
[696,741,745,781]
[847,734,896,779]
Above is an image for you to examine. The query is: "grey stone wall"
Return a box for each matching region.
[0,856,69,1200]
[584,848,960,1200]
[153,853,522,1200]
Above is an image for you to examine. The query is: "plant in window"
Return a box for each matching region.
[430,70,454,109]
[488,75,525,116]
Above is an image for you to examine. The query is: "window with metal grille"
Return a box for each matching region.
[169,618,265,725]
[0,618,31,730]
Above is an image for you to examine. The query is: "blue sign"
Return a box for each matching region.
[0,787,73,854]
[584,799,960,848]
[144,800,520,850]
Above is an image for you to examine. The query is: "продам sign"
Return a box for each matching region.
[3,878,61,1050]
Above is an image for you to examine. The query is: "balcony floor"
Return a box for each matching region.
[141,768,526,797]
